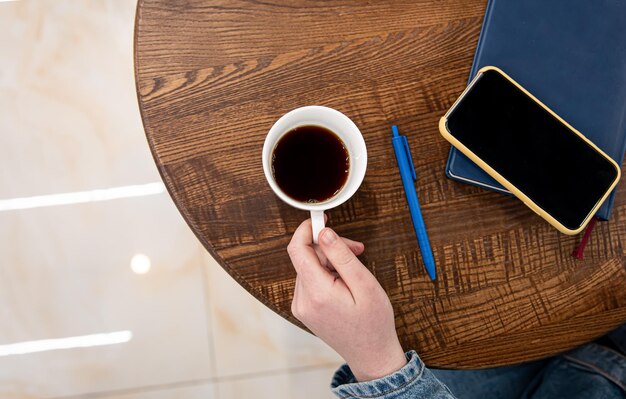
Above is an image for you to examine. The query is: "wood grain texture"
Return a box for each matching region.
[134,0,626,368]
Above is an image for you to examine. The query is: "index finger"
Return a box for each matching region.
[287,219,333,285]
[318,228,377,295]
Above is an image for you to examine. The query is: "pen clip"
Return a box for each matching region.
[402,136,417,181]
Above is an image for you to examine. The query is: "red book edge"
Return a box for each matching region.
[572,216,600,260]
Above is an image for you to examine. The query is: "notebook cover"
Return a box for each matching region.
[445,0,626,220]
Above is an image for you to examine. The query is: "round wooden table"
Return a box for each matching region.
[134,0,626,368]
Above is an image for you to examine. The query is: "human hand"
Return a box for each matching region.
[287,219,407,382]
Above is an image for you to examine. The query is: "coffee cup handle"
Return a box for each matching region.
[311,210,325,244]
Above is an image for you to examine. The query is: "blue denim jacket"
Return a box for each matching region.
[331,326,626,398]
[331,351,454,398]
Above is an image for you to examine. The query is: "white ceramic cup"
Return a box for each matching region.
[262,106,367,244]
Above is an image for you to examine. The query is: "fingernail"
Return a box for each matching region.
[322,229,337,245]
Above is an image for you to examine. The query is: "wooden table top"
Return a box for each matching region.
[134,0,626,368]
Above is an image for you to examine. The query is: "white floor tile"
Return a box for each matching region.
[0,0,156,199]
[217,367,338,399]
[0,196,214,398]
[99,382,217,399]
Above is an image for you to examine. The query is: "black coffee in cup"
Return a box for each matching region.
[272,125,349,203]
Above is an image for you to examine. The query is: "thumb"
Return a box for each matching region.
[318,228,375,294]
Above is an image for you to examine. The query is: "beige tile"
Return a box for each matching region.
[217,367,338,399]
[100,383,217,399]
[0,0,156,199]
[204,257,344,378]
[0,196,214,398]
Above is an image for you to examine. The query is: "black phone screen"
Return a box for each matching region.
[446,69,619,230]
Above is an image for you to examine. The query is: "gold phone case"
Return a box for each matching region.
[439,66,621,235]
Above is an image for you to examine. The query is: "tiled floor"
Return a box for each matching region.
[0,1,342,398]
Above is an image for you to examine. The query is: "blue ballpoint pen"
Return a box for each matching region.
[391,125,437,281]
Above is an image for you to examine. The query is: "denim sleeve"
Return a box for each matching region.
[330,351,456,399]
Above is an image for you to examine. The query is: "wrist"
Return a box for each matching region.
[349,344,408,382]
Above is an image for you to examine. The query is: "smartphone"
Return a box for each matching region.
[439,66,621,235]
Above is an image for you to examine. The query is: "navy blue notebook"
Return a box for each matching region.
[445,0,626,220]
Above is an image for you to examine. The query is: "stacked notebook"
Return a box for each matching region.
[445,0,626,220]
